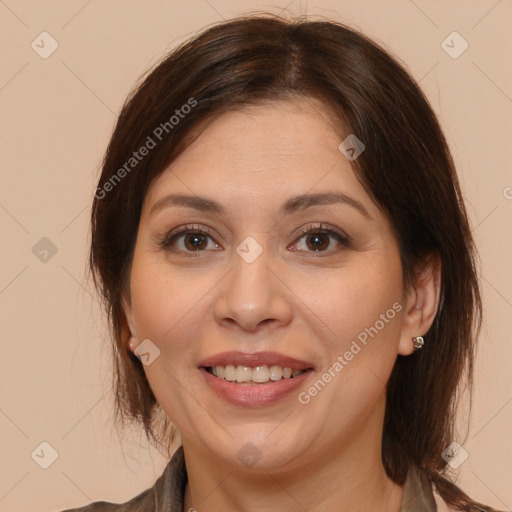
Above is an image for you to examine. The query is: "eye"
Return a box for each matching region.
[159,224,222,255]
[289,224,351,254]
[158,223,351,257]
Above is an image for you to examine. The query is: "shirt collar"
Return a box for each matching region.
[400,463,438,511]
[161,446,437,512]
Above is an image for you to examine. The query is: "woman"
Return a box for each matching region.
[62,14,502,512]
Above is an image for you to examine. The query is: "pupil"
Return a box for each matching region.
[308,233,328,251]
[186,233,207,250]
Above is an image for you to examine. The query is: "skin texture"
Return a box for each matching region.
[123,98,440,511]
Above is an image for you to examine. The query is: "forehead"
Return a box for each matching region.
[143,98,372,215]
[174,98,343,171]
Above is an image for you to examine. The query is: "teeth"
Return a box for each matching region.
[209,364,307,384]
[224,364,236,381]
[236,366,252,383]
[269,365,282,381]
[252,366,269,383]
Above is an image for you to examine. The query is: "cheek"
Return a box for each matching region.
[291,258,403,352]
[127,253,216,427]
[128,254,212,358]
[294,266,403,433]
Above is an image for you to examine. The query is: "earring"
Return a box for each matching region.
[412,336,424,350]
[128,338,136,351]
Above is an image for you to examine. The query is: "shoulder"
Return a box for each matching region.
[58,489,152,512]
[58,446,187,512]
[406,464,503,512]
[433,489,459,512]
[432,480,505,512]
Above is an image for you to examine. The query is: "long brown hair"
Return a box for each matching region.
[90,14,488,510]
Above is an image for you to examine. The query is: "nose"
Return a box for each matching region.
[214,246,293,332]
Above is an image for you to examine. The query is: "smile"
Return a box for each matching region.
[205,364,307,384]
[200,367,315,408]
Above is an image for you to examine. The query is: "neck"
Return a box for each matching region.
[182,400,403,511]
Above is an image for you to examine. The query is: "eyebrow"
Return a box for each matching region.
[150,191,370,218]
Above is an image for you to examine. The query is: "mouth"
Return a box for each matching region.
[203,364,312,384]
[198,351,315,406]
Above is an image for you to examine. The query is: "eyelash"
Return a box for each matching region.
[158,223,352,258]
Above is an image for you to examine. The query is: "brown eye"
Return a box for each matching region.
[289,225,351,255]
[183,232,209,251]
[305,232,330,251]
[160,225,222,255]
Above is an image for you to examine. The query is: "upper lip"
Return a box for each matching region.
[198,351,314,371]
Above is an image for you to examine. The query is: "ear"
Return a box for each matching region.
[122,293,138,353]
[398,252,442,356]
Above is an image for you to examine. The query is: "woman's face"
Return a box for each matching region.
[124,98,419,471]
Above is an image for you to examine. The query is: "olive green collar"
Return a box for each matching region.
[167,446,437,512]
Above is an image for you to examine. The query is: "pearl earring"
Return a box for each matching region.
[412,336,424,350]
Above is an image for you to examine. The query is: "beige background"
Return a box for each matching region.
[0,1,511,511]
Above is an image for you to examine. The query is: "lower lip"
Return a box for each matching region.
[200,368,313,407]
